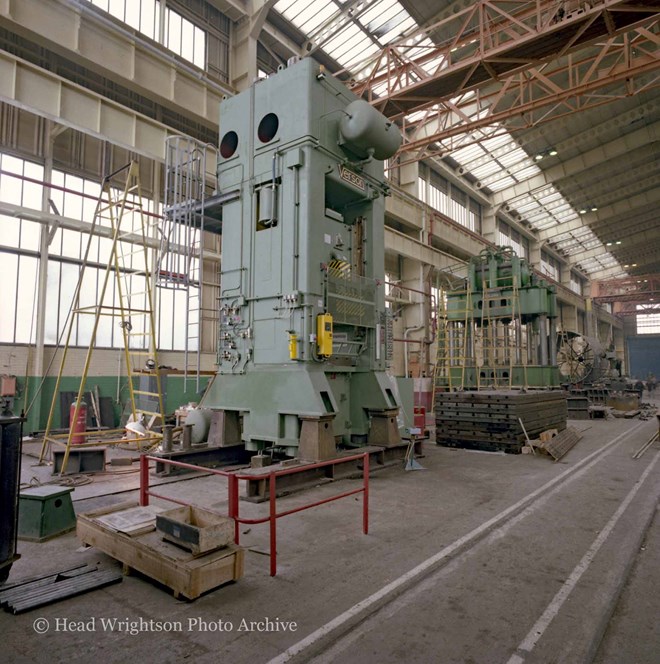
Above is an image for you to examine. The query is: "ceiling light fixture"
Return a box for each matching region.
[616,241,622,245]
[606,242,613,246]
[579,208,587,214]
[534,147,558,161]
[590,206,598,212]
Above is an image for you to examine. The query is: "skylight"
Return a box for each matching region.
[274,0,624,277]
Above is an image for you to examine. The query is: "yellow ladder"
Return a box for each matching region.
[40,162,164,473]
[432,284,472,400]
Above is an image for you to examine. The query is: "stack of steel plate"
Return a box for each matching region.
[567,395,590,419]
[435,390,568,453]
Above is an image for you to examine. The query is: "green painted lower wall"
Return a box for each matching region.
[12,374,212,434]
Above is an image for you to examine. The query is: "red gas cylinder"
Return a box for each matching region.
[69,400,87,444]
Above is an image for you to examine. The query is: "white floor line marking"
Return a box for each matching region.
[312,420,637,664]
[505,447,660,664]
[267,422,646,664]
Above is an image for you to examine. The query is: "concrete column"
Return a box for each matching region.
[615,324,628,375]
[529,239,542,272]
[560,303,578,332]
[398,156,419,198]
[31,121,55,427]
[231,1,279,92]
[400,258,428,377]
[585,298,597,337]
[481,207,497,245]
[231,18,259,92]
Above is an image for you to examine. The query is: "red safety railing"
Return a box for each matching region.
[139,452,369,576]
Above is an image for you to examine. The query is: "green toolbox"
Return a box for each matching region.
[18,486,76,542]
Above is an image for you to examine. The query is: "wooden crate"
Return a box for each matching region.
[157,505,234,555]
[77,501,244,600]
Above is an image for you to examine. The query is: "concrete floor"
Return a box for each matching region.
[2,399,659,664]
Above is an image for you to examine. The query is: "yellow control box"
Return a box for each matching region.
[317,314,333,357]
[288,332,298,360]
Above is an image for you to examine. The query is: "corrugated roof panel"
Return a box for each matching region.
[498,152,527,168]
[276,0,301,15]
[534,220,559,231]
[514,165,542,181]
[323,23,366,60]
[342,42,381,70]
[514,201,540,214]
[363,2,408,37]
[452,144,485,162]
[471,162,501,179]
[481,134,511,151]
[280,0,319,23]
[297,3,338,35]
[488,176,516,191]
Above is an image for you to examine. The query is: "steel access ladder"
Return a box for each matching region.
[40,162,164,473]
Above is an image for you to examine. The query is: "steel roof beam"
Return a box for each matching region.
[356,0,659,118]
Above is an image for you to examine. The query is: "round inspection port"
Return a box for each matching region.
[220,130,238,158]
[258,113,279,143]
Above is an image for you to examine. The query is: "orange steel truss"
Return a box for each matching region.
[348,1,659,161]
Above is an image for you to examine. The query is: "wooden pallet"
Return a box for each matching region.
[535,427,582,460]
[77,501,244,600]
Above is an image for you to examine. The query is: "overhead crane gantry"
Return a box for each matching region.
[592,274,660,304]
[349,0,659,160]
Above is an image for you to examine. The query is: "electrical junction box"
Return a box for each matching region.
[317,314,333,357]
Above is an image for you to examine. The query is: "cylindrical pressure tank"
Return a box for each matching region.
[339,100,402,160]
[184,407,212,444]
[69,400,87,445]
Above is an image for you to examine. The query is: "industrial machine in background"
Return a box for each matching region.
[556,331,636,417]
[435,247,560,391]
[556,332,619,386]
[199,57,402,459]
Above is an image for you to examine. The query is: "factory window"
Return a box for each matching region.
[0,153,198,352]
[88,0,206,70]
[498,222,528,259]
[418,167,479,232]
[417,177,426,204]
[637,307,660,334]
[469,199,481,234]
[419,176,450,217]
[569,273,584,296]
[540,252,561,282]
[0,154,44,344]
[450,189,468,229]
